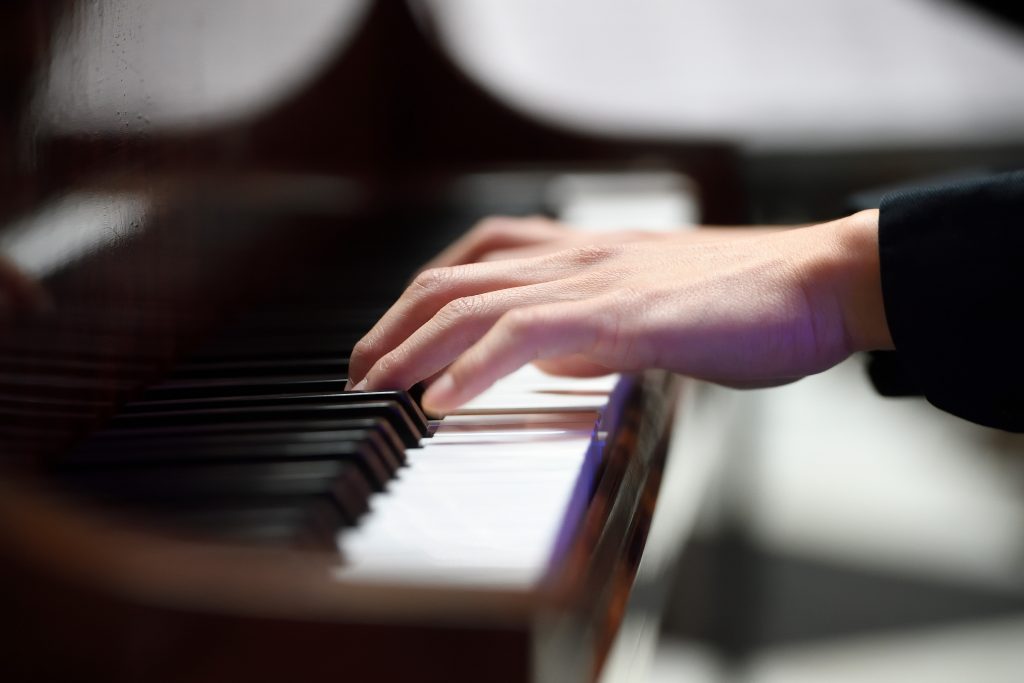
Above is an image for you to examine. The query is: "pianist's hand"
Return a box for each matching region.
[347,210,893,414]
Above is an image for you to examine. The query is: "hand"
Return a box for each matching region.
[347,211,891,414]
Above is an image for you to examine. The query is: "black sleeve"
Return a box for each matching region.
[868,169,1024,432]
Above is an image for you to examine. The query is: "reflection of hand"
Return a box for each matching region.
[348,210,891,415]
[0,254,50,321]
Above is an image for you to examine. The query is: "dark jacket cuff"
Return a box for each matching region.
[873,169,1024,431]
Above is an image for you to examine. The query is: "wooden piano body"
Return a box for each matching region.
[0,2,743,680]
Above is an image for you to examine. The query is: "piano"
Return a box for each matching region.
[0,2,744,681]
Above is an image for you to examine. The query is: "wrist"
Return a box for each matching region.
[828,209,893,353]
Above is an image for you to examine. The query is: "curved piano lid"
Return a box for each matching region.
[33,0,372,135]
[421,0,1024,150]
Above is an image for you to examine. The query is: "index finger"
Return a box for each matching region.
[347,255,566,387]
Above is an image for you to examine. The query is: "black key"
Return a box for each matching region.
[64,437,392,491]
[61,459,373,522]
[86,417,407,466]
[71,427,400,473]
[137,498,345,548]
[107,401,422,448]
[138,377,351,400]
[126,388,429,435]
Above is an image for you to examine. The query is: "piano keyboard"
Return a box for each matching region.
[55,334,627,588]
[28,220,629,591]
[59,359,626,586]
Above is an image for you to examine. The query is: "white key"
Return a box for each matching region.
[334,367,621,587]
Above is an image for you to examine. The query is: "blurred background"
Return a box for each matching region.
[2,1,1023,681]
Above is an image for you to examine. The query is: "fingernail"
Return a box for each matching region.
[422,373,456,414]
[343,380,352,391]
[352,378,368,391]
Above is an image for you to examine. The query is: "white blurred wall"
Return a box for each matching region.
[426,0,1024,150]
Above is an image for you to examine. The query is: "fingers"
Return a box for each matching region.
[348,243,620,387]
[421,301,607,415]
[356,281,573,391]
[347,258,556,386]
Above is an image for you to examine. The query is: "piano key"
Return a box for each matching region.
[142,377,351,398]
[69,428,402,474]
[86,416,408,465]
[142,500,345,548]
[60,459,373,522]
[62,436,394,491]
[125,387,428,434]
[106,401,423,448]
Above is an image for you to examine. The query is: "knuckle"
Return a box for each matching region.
[563,244,617,267]
[439,294,488,323]
[501,306,544,335]
[476,216,515,237]
[522,214,555,230]
[350,337,373,362]
[410,267,452,295]
[372,348,405,381]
